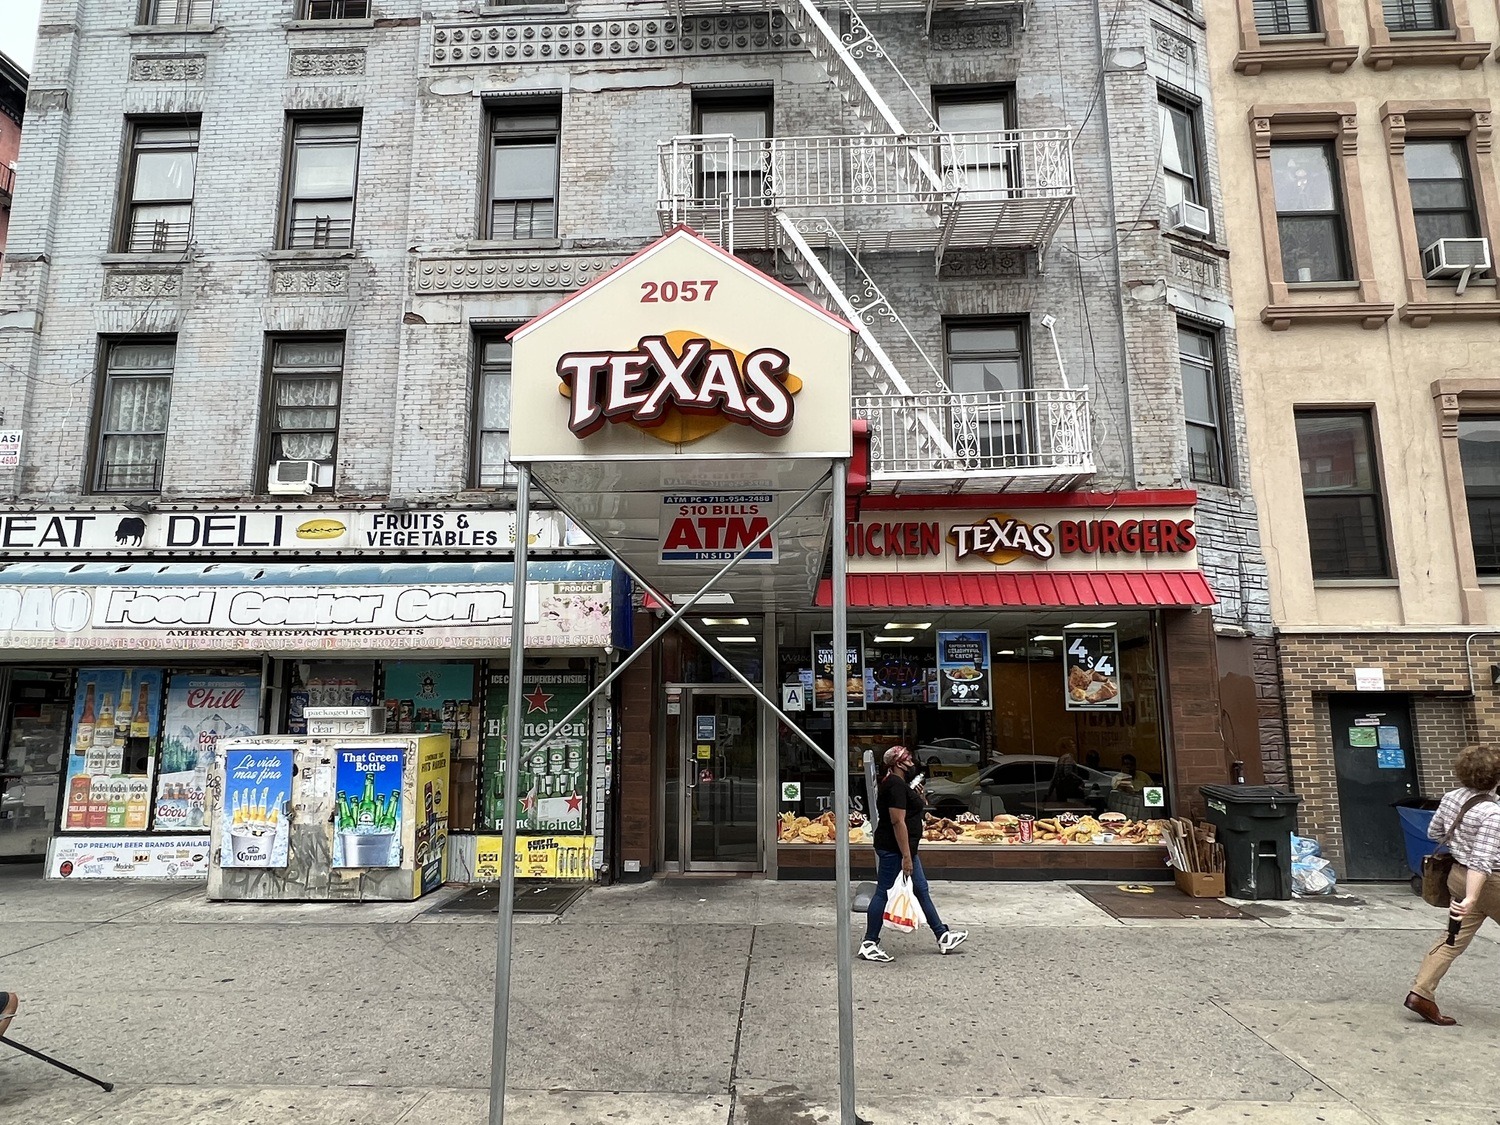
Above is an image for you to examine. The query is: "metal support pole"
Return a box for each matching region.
[489,464,531,1125]
[831,458,856,1125]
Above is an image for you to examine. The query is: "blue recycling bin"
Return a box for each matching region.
[1394,798,1441,891]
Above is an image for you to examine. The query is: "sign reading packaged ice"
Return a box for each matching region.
[937,630,991,711]
[333,746,405,868]
[660,494,777,563]
[220,747,292,868]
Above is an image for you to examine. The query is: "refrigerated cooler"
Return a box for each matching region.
[207,733,449,902]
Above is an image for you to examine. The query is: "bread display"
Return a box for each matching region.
[777,809,1167,846]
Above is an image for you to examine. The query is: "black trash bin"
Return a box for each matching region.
[1199,785,1302,900]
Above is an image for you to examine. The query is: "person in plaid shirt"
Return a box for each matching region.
[1407,744,1500,1025]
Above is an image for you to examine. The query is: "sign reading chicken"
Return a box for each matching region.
[1062,630,1121,713]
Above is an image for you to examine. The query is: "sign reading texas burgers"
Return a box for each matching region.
[509,226,853,463]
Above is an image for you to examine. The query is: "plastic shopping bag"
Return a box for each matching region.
[882,873,928,934]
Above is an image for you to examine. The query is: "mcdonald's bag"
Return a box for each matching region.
[882,873,927,934]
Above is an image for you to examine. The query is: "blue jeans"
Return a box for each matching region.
[864,847,946,943]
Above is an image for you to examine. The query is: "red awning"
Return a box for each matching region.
[816,570,1217,609]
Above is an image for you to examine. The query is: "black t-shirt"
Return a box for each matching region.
[873,772,925,853]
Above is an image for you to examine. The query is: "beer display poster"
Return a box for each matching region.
[482,670,589,834]
[156,674,261,830]
[937,630,992,711]
[811,631,867,711]
[61,667,165,834]
[416,738,450,894]
[220,747,292,868]
[1062,631,1123,712]
[332,746,405,868]
[383,661,476,737]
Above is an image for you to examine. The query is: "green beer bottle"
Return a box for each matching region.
[358,770,377,828]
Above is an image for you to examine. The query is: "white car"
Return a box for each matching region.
[916,738,983,773]
[925,755,1127,818]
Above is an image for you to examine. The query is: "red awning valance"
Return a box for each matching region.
[816,570,1217,609]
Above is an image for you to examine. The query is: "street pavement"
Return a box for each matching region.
[1,866,1498,1124]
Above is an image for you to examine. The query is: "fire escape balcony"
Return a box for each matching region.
[657,129,1074,261]
[854,386,1094,494]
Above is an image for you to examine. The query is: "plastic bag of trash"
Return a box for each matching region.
[1293,855,1337,895]
[1291,833,1322,860]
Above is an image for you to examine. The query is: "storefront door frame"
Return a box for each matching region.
[668,684,763,872]
[489,462,860,1125]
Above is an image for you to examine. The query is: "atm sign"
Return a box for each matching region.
[660,494,777,565]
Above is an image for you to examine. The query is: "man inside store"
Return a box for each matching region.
[1113,754,1154,793]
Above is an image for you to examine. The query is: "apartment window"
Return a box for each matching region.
[264,337,343,490]
[487,105,560,240]
[1178,324,1228,486]
[1382,0,1445,31]
[1459,418,1500,574]
[120,123,198,254]
[693,95,772,209]
[1295,411,1389,579]
[1272,141,1351,284]
[301,0,370,17]
[1406,138,1479,251]
[1159,96,1204,211]
[1253,0,1319,32]
[140,0,213,24]
[473,336,517,488]
[945,320,1030,463]
[934,88,1015,196]
[283,117,361,250]
[93,340,174,494]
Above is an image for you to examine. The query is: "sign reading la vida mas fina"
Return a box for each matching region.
[0,507,588,557]
[845,501,1201,573]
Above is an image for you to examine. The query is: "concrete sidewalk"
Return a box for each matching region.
[1,867,1496,1125]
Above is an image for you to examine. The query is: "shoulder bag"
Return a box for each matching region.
[1421,792,1494,908]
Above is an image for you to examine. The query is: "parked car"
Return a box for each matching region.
[916,738,983,782]
[925,755,1127,818]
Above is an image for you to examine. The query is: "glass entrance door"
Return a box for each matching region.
[0,669,71,859]
[682,689,761,870]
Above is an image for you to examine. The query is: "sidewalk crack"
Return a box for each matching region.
[726,923,757,1123]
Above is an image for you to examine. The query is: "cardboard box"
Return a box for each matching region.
[1174,869,1226,898]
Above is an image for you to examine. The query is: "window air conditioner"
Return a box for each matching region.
[1166,200,1212,238]
[1423,237,1492,295]
[267,459,318,496]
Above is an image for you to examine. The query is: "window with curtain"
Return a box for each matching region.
[1178,323,1227,486]
[283,117,361,250]
[1406,138,1479,250]
[1159,96,1204,211]
[473,336,517,488]
[944,320,1031,465]
[934,88,1015,198]
[121,123,198,254]
[1272,141,1352,284]
[693,95,772,210]
[487,105,560,240]
[1382,0,1446,31]
[94,340,174,494]
[1253,0,1319,33]
[140,0,214,24]
[1458,417,1500,575]
[265,337,343,489]
[1295,411,1390,579]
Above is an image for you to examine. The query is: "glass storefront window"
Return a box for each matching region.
[775,612,1168,848]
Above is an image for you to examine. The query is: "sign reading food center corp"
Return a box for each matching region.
[509,226,854,462]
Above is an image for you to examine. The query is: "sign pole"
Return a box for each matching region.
[831,458,857,1125]
[489,465,531,1125]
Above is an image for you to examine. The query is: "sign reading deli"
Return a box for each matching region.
[845,499,1200,574]
[0,508,587,558]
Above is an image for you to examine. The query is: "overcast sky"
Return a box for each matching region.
[0,1,42,73]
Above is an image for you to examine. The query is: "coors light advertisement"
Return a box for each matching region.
[155,675,262,830]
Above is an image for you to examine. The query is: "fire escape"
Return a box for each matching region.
[656,0,1092,493]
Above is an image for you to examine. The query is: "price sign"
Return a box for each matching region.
[1062,630,1122,712]
[937,631,991,711]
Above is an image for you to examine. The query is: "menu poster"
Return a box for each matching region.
[60,667,165,834]
[1063,631,1122,712]
[157,674,261,830]
[220,747,292,868]
[937,631,992,711]
[811,631,867,711]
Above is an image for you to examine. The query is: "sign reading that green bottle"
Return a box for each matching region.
[333,746,405,868]
[482,671,589,833]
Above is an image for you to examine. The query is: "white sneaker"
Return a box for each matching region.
[857,940,893,963]
[937,930,968,955]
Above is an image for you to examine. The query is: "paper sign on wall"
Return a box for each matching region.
[1354,667,1385,691]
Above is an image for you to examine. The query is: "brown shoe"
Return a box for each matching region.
[1405,991,1457,1026]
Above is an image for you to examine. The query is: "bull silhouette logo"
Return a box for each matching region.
[114,517,146,546]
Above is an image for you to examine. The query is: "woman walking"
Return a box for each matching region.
[1406,744,1500,1025]
[858,745,967,962]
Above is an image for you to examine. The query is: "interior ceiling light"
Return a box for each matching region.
[702,617,751,626]
[996,649,1016,656]
[1065,621,1117,629]
[884,621,932,630]
[717,636,758,643]
[874,635,915,643]
[1031,634,1063,642]
[672,592,732,605]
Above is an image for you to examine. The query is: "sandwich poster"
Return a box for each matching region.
[937,631,991,710]
[1063,631,1122,712]
[811,631,866,711]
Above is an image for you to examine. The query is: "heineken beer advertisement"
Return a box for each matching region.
[157,674,261,830]
[220,747,292,868]
[333,745,405,867]
[482,670,589,833]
